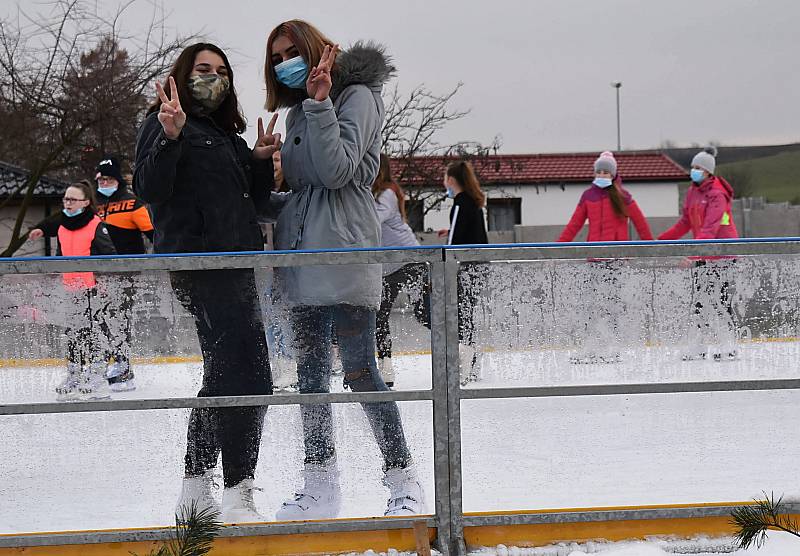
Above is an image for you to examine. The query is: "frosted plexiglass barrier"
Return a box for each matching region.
[461,390,800,512]
[1,401,433,532]
[461,256,800,387]
[0,262,432,403]
[0,261,434,530]
[459,254,800,512]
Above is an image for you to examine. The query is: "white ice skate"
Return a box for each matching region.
[221,478,263,523]
[55,363,82,401]
[569,352,622,365]
[681,343,709,361]
[271,356,298,392]
[77,364,111,400]
[459,345,483,385]
[106,361,136,392]
[275,460,341,521]
[176,470,220,516]
[383,464,427,516]
[330,345,344,375]
[378,357,395,388]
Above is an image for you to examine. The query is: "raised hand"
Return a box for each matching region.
[252,113,282,160]
[306,44,339,102]
[156,76,186,140]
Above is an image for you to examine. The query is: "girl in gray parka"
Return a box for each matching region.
[262,20,425,520]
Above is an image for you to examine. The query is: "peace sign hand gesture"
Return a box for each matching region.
[253,113,282,160]
[306,44,339,102]
[156,76,186,140]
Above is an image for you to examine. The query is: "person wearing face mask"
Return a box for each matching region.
[558,151,653,243]
[557,151,653,364]
[658,146,739,361]
[438,161,489,383]
[91,155,154,392]
[28,181,117,400]
[263,19,425,520]
[134,43,279,522]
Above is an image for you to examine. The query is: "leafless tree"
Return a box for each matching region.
[381,83,501,228]
[0,0,197,256]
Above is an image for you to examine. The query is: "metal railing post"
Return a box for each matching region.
[444,257,466,555]
[429,259,453,555]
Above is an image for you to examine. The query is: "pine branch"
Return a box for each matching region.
[135,502,222,556]
[166,502,223,556]
[730,491,800,549]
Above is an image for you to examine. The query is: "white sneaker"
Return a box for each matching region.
[176,470,220,516]
[383,464,426,516]
[276,460,341,521]
[222,478,263,523]
[78,364,111,400]
[378,357,395,388]
[55,363,82,401]
[459,345,482,385]
[272,356,298,392]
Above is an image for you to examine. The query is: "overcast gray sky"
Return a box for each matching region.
[5,0,799,153]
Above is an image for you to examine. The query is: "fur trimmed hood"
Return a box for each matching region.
[331,41,395,102]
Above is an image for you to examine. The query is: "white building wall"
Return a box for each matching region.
[423,182,680,231]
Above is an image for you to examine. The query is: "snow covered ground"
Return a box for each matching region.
[1,342,799,554]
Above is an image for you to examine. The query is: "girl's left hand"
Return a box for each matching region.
[253,113,282,160]
[306,44,339,102]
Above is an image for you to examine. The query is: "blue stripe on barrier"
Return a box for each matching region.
[3,236,800,263]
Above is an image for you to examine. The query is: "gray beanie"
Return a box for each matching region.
[691,146,718,175]
[593,150,617,177]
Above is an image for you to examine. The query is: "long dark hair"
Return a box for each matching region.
[147,43,246,134]
[372,154,406,221]
[608,177,629,218]
[446,161,486,208]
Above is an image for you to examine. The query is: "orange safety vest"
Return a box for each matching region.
[58,216,103,290]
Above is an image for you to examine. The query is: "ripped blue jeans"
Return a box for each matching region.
[291,304,412,470]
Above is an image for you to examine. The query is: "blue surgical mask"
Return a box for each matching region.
[63,207,85,217]
[97,186,117,197]
[274,56,308,89]
[593,177,613,188]
[446,187,456,199]
[690,169,706,183]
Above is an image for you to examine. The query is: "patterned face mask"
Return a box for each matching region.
[187,74,230,114]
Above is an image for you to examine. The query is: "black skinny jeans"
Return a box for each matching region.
[171,269,271,488]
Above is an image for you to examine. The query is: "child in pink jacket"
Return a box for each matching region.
[659,146,738,361]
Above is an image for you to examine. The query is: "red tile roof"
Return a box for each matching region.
[390,152,687,187]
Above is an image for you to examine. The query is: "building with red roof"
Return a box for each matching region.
[391,151,687,238]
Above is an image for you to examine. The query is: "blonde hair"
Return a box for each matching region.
[446,161,486,208]
[264,20,334,112]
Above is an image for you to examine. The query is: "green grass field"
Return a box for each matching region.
[717,149,800,203]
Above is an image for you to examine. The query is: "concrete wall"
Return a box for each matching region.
[423,181,681,232]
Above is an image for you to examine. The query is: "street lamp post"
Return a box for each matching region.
[611,81,622,151]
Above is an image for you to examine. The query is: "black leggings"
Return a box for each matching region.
[171,269,271,488]
[375,264,430,360]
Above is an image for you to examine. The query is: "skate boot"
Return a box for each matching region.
[383,464,427,516]
[378,357,394,388]
[176,470,220,516]
[459,345,482,385]
[55,363,82,401]
[222,478,263,523]
[275,459,341,521]
[77,363,111,400]
[271,356,298,392]
[106,360,136,392]
[681,344,708,361]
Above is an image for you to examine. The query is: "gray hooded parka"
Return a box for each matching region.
[271,42,394,309]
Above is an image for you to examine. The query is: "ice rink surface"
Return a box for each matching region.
[1,341,798,538]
